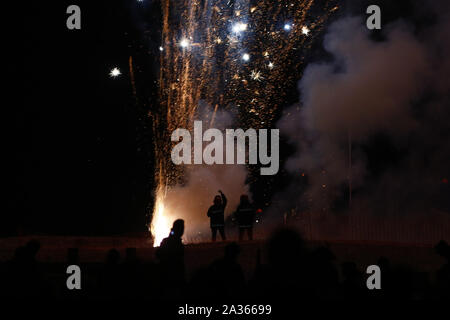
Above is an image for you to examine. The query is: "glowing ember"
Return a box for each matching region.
[250,69,263,81]
[302,26,310,35]
[232,22,247,33]
[179,38,190,48]
[109,67,121,78]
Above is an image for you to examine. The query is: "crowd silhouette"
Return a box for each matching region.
[0,222,449,300]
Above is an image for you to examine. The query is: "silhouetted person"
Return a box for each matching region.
[156,219,186,297]
[435,240,450,261]
[2,240,47,298]
[99,249,123,298]
[235,194,256,241]
[309,246,339,298]
[207,190,227,241]
[435,240,450,298]
[341,261,366,299]
[67,248,79,265]
[374,256,393,299]
[122,248,145,298]
[62,247,83,300]
[125,247,137,263]
[251,228,312,300]
[208,242,246,299]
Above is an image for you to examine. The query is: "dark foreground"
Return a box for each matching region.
[0,230,449,302]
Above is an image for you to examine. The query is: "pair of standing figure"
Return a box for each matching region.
[206,190,255,242]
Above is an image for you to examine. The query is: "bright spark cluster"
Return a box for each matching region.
[109,67,121,78]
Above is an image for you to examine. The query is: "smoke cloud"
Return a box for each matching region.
[277,2,450,219]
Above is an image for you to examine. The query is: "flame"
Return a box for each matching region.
[150,189,172,247]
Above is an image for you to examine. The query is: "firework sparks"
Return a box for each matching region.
[150,0,339,245]
[232,22,248,33]
[251,69,264,81]
[151,196,172,246]
[179,38,190,48]
[109,67,121,78]
[302,26,310,35]
[284,23,293,31]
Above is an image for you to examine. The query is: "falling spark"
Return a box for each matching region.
[180,38,190,48]
[251,69,263,81]
[232,22,247,33]
[302,26,310,35]
[129,56,137,100]
[109,67,121,78]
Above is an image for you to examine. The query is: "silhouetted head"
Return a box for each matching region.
[224,242,240,261]
[67,248,79,264]
[435,240,450,260]
[312,246,335,262]
[267,228,306,267]
[106,249,120,265]
[214,195,222,205]
[240,194,249,205]
[378,256,391,270]
[14,246,27,262]
[125,247,137,262]
[25,239,41,258]
[341,261,359,279]
[171,219,185,238]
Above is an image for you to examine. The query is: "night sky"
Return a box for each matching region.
[7,1,162,235]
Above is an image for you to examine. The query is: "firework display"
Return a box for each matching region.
[151,0,339,244]
[9,0,450,304]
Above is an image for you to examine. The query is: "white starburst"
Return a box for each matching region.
[250,70,264,81]
[302,26,310,35]
[180,38,190,48]
[109,67,121,78]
